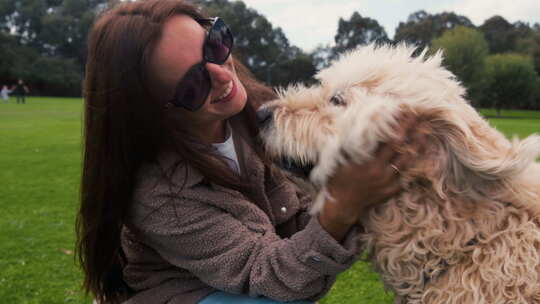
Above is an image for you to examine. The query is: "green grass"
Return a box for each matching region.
[1,98,538,303]
[0,97,90,304]
[478,108,540,138]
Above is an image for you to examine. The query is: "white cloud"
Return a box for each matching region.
[238,0,366,52]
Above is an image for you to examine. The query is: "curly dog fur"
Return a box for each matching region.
[258,44,540,303]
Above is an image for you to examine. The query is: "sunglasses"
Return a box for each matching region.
[166,17,234,111]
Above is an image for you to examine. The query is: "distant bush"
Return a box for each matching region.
[431,26,490,105]
[29,56,83,97]
[480,53,539,115]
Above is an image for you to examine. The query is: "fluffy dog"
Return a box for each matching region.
[257,44,540,303]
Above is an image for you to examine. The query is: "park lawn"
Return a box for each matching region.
[0,97,89,303]
[0,98,538,304]
[478,108,540,138]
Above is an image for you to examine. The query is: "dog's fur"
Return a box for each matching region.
[258,44,540,303]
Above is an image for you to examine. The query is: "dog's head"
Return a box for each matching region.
[258,44,540,208]
[256,81,348,177]
[257,44,460,177]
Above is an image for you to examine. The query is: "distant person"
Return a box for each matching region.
[1,85,12,103]
[12,79,30,104]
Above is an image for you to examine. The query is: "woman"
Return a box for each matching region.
[77,1,424,303]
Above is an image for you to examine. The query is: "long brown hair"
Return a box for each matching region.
[76,0,276,303]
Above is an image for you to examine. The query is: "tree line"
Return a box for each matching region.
[1,0,539,111]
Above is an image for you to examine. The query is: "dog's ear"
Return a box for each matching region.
[418,106,540,204]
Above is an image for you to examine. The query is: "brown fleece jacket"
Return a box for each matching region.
[121,118,364,304]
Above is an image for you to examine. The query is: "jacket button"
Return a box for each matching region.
[280,207,287,213]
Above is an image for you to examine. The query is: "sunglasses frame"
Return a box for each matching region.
[165,17,234,111]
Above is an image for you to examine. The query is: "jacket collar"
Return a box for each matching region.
[156,115,264,189]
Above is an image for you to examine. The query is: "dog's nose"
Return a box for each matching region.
[256,106,274,128]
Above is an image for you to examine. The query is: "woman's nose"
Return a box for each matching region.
[205,62,231,84]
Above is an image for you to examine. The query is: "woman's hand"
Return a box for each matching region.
[318,113,427,241]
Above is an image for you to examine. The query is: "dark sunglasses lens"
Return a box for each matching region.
[174,64,211,111]
[204,19,233,63]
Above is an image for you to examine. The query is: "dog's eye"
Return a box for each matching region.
[330,93,345,106]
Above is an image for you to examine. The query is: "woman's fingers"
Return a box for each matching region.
[372,113,418,176]
[374,113,415,160]
[375,142,396,164]
[394,125,429,172]
[327,111,428,214]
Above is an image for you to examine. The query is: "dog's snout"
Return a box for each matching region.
[256,106,274,128]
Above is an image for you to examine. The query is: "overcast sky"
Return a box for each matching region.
[235,0,540,52]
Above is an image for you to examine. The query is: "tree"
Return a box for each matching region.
[333,12,389,51]
[0,0,47,48]
[431,26,489,104]
[329,12,389,61]
[0,31,39,83]
[271,50,317,87]
[311,44,333,70]
[482,54,539,115]
[198,0,310,86]
[38,0,101,66]
[394,10,474,48]
[0,32,23,78]
[29,56,82,96]
[479,16,531,54]
[0,0,109,96]
[515,24,540,74]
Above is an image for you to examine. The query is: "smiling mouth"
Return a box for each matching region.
[211,80,235,104]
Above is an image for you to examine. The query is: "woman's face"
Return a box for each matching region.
[149,15,248,141]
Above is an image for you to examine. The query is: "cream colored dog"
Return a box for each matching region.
[257,44,540,303]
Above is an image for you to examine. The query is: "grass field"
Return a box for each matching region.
[1,97,538,304]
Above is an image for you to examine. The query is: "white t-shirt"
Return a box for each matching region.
[212,126,241,174]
